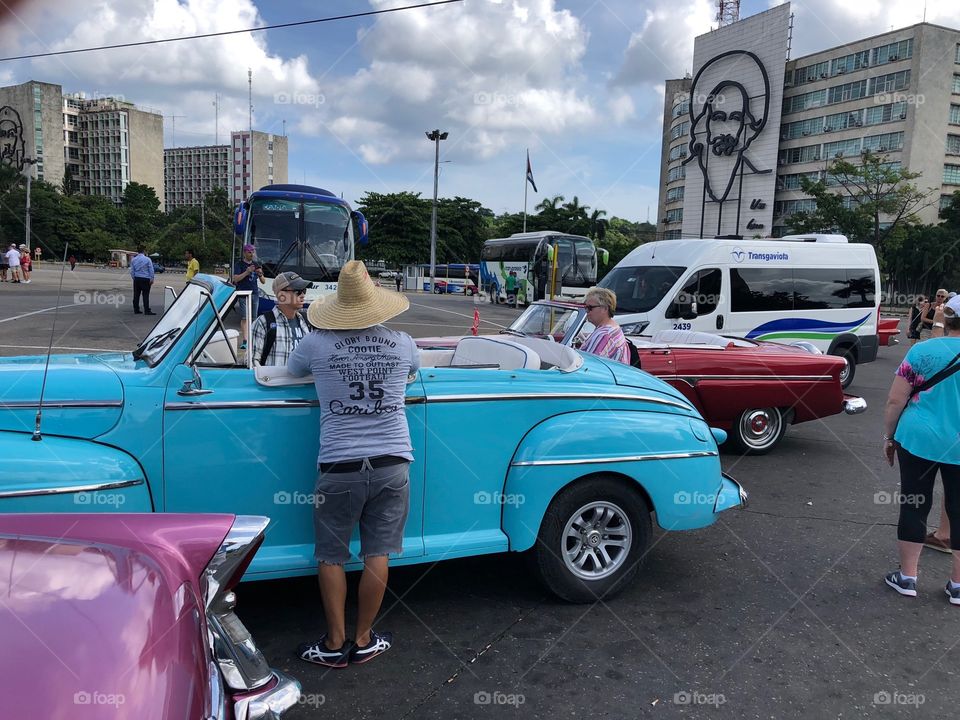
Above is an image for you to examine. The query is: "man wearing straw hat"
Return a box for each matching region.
[289,260,419,668]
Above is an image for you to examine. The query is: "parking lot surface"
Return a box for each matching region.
[1,268,952,718]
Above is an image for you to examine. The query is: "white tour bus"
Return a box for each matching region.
[598,234,880,387]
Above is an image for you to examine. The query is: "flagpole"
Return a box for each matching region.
[523,148,528,233]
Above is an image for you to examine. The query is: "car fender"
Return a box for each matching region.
[0,432,153,512]
[827,332,861,360]
[501,410,726,552]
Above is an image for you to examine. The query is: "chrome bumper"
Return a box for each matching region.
[233,671,301,720]
[842,396,868,415]
[714,472,748,513]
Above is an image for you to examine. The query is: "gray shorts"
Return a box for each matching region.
[313,459,410,564]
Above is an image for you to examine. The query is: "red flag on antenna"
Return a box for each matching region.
[471,308,480,335]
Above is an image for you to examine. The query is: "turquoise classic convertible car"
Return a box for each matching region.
[0,275,745,602]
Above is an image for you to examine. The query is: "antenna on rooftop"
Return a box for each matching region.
[717,0,739,27]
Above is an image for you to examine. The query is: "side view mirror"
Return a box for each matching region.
[599,248,610,266]
[352,210,369,246]
[675,292,698,320]
[178,366,213,397]
[546,245,555,263]
[233,203,248,236]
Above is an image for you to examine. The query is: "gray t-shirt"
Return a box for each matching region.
[287,325,420,464]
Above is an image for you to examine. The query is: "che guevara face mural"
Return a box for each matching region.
[683,50,771,204]
[0,105,27,173]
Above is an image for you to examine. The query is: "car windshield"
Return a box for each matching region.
[598,265,686,314]
[247,198,353,282]
[133,282,208,365]
[510,304,583,342]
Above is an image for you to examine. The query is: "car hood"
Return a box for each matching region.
[0,354,124,438]
[0,513,235,720]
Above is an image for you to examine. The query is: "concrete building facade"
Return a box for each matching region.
[657,4,960,239]
[230,130,288,203]
[164,144,231,209]
[0,80,65,185]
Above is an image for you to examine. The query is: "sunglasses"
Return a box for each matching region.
[584,304,603,311]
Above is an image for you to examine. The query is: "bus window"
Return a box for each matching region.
[553,237,575,283]
[574,238,597,284]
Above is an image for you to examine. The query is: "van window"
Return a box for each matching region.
[599,265,686,314]
[732,267,876,312]
[669,268,722,317]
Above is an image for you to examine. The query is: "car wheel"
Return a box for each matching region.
[434,286,442,294]
[832,347,856,389]
[729,407,786,455]
[533,476,650,603]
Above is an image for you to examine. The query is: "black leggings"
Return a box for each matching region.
[896,445,960,550]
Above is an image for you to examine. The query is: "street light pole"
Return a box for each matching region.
[425,129,448,293]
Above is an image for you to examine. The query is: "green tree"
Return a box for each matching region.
[122,182,162,244]
[355,191,431,266]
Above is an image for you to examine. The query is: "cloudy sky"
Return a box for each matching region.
[1,0,959,220]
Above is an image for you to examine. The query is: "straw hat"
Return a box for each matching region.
[307,260,409,330]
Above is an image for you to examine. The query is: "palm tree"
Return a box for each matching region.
[562,196,589,221]
[535,195,565,212]
[589,208,608,243]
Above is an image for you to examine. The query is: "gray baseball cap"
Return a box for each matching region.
[273,271,310,292]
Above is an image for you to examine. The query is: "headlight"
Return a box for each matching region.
[619,321,648,335]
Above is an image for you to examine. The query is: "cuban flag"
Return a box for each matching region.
[526,150,537,193]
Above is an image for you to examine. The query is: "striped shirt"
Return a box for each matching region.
[581,323,630,364]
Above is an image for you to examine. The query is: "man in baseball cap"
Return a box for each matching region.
[288,260,418,668]
[252,271,311,366]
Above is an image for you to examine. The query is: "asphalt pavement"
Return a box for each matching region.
[1,267,954,718]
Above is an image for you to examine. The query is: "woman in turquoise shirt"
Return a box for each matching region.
[882,295,960,605]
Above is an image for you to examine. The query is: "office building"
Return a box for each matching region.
[0,80,65,185]
[657,3,960,239]
[164,144,231,209]
[230,130,288,204]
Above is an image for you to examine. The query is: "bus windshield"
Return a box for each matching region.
[599,265,686,314]
[246,198,353,282]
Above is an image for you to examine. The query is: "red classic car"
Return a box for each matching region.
[879,316,901,347]
[0,513,300,719]
[418,300,867,454]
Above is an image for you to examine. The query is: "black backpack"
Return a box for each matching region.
[259,309,308,366]
[626,339,642,369]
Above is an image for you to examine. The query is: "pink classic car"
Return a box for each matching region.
[0,513,299,719]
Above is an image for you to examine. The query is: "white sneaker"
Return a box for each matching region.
[23,280,31,284]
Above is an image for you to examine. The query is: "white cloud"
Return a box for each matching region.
[607,91,636,124]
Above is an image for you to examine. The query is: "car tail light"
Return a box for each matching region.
[204,516,273,693]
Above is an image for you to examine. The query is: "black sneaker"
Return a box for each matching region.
[297,634,352,668]
[349,630,393,664]
[884,571,917,597]
[144,311,156,316]
[946,583,960,606]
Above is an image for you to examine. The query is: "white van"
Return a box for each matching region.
[598,234,880,387]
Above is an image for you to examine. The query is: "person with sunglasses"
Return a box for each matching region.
[919,289,948,340]
[252,271,310,366]
[580,287,631,364]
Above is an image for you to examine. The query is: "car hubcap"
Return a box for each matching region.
[839,358,851,384]
[562,501,632,580]
[740,408,780,449]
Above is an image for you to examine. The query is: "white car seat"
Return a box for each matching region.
[450,336,541,370]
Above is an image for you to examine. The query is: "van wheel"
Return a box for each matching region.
[833,348,856,389]
[533,477,650,603]
[729,407,786,455]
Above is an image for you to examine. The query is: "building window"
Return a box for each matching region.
[666,186,685,203]
[783,89,828,114]
[872,38,913,66]
[827,79,868,104]
[862,131,903,153]
[951,104,960,125]
[948,135,960,156]
[869,70,910,97]
[774,198,818,217]
[953,75,960,94]
[865,101,908,125]
[668,144,687,161]
[955,44,960,64]
[779,144,821,165]
[670,121,689,140]
[945,164,960,185]
[778,171,820,190]
[664,229,682,240]
[665,208,683,224]
[784,115,825,139]
[667,165,686,182]
[824,138,862,158]
[672,99,689,118]
[942,194,958,211]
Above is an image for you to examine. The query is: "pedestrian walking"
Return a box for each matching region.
[882,294,960,605]
[185,249,200,281]
[289,260,418,668]
[18,245,32,283]
[130,245,155,315]
[506,270,517,307]
[68,255,77,271]
[395,273,402,292]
